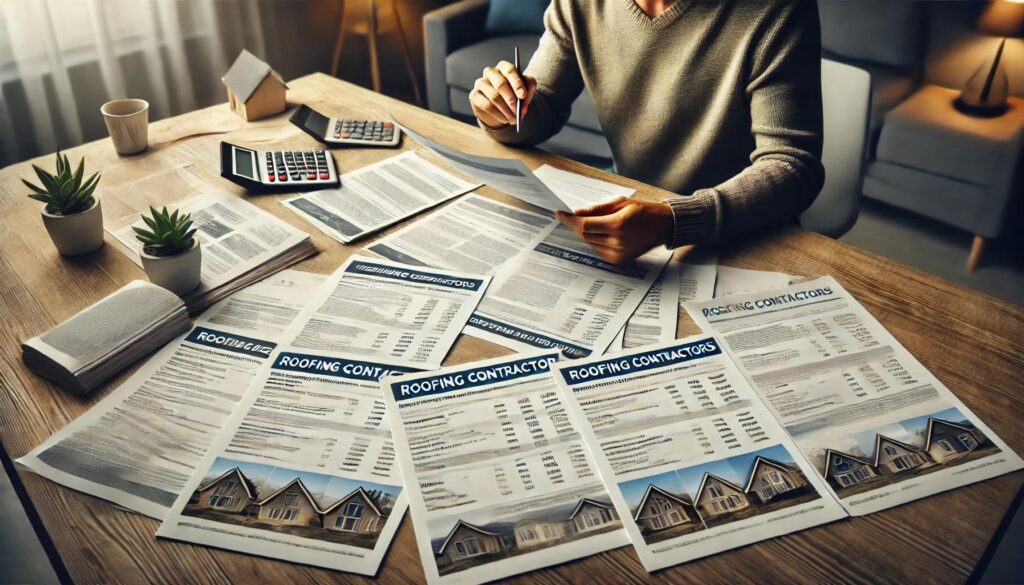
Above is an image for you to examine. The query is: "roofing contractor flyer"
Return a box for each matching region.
[684,276,1024,515]
[553,336,847,572]
[382,352,629,584]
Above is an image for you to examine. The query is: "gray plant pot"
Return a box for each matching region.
[140,240,202,296]
[40,197,105,256]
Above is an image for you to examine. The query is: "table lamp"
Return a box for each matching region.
[956,0,1024,116]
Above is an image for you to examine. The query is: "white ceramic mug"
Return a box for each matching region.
[101,99,149,155]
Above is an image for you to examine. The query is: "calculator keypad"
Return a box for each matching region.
[328,118,399,146]
[263,150,333,184]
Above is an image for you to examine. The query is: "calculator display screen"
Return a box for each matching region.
[233,147,256,180]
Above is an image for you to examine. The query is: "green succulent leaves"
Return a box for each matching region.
[24,152,101,215]
[133,206,198,257]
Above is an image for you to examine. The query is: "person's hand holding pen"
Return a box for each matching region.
[471,57,538,130]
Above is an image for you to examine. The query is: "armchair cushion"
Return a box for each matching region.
[819,1,924,72]
[485,0,547,35]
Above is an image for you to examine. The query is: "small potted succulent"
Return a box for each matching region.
[24,152,103,256]
[133,206,202,295]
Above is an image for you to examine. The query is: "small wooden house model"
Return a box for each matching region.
[222,49,287,121]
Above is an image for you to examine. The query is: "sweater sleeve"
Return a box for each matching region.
[482,0,584,146]
[667,1,824,248]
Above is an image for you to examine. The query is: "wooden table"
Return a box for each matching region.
[1,73,1022,585]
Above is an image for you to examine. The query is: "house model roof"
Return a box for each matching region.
[222,49,287,103]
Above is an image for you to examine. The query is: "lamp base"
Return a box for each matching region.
[953,96,1008,117]
[955,37,1010,118]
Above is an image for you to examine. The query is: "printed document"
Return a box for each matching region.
[156,348,414,575]
[400,124,571,212]
[609,260,719,352]
[685,277,1024,515]
[290,256,491,369]
[609,262,681,352]
[283,151,479,243]
[109,188,315,311]
[678,262,718,308]
[382,353,629,584]
[367,195,557,275]
[532,165,635,211]
[467,224,672,358]
[553,336,846,571]
[18,270,325,519]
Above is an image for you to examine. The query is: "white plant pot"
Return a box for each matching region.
[140,240,202,296]
[40,197,105,256]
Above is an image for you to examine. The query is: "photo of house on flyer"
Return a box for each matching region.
[805,407,1002,499]
[620,444,818,545]
[183,458,400,549]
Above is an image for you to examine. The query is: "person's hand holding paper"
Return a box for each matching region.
[557,197,674,265]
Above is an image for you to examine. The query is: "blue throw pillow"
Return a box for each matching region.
[485,0,549,35]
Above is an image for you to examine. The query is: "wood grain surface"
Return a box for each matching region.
[0,73,1021,585]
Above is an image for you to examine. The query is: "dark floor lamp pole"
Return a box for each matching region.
[330,0,422,105]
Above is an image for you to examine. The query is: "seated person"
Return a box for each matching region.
[471,0,824,264]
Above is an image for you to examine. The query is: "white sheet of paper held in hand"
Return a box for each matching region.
[685,276,1024,516]
[382,352,629,585]
[532,165,635,211]
[467,224,672,359]
[399,123,572,213]
[17,270,326,519]
[553,336,847,572]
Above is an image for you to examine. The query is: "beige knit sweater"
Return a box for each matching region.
[485,0,824,247]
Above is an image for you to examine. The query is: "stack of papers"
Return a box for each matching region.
[21,280,190,395]
[109,189,317,313]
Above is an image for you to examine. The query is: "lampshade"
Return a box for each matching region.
[978,0,1024,38]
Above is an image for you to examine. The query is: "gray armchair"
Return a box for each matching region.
[423,0,613,167]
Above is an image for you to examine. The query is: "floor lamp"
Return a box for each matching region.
[330,0,423,105]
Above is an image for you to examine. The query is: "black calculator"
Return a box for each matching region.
[219,141,339,193]
[290,104,402,147]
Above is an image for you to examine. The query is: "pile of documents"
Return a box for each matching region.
[108,189,316,312]
[21,281,190,395]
